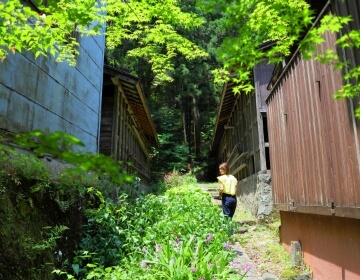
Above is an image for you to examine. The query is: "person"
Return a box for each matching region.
[217,162,237,219]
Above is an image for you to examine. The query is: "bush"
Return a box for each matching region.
[61,183,248,279]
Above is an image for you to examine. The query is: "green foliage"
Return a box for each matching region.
[1,0,208,84]
[60,182,247,279]
[0,0,104,65]
[107,1,224,174]
[33,225,69,251]
[51,170,107,213]
[105,0,208,84]
[0,147,51,193]
[207,0,312,92]
[0,148,67,279]
[0,136,247,279]
[152,130,189,175]
[11,130,133,185]
[198,0,360,117]
[163,170,197,189]
[142,235,239,280]
[0,132,142,279]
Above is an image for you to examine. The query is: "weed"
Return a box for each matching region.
[55,182,248,279]
[232,206,310,278]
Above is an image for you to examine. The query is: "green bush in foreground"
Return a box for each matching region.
[56,183,249,279]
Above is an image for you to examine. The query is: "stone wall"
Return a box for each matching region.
[237,170,272,219]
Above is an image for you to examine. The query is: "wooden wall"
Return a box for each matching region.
[266,2,360,278]
[100,70,157,184]
[266,12,360,219]
[213,61,273,180]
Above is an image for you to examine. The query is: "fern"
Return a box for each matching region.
[16,193,33,216]
[55,196,71,212]
[33,225,69,251]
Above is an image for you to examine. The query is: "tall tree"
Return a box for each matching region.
[1,0,208,85]
[108,0,226,176]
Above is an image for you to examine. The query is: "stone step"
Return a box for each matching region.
[237,219,257,226]
[206,187,218,191]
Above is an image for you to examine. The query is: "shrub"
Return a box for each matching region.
[61,183,247,279]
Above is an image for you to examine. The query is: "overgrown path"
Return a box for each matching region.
[198,182,311,280]
[198,183,264,280]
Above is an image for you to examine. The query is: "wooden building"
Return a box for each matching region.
[266,1,360,279]
[0,36,158,184]
[210,56,274,218]
[100,65,159,184]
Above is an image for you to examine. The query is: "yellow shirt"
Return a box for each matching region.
[217,174,237,196]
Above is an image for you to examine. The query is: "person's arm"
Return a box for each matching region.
[219,183,224,198]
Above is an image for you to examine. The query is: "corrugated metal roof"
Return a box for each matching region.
[104,65,159,148]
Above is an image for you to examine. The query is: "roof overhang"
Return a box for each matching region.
[103,65,159,148]
[210,81,238,155]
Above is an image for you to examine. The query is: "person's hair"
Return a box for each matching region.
[219,162,229,174]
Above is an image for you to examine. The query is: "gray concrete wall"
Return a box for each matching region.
[237,170,272,219]
[0,33,105,153]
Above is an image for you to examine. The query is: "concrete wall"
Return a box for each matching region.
[0,33,105,152]
[237,170,272,219]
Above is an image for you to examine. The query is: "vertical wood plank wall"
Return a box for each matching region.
[266,20,360,216]
[215,61,273,180]
[100,84,151,183]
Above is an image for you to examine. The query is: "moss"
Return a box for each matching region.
[0,149,85,279]
[280,268,302,278]
[0,180,56,279]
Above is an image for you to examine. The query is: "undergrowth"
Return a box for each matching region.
[232,204,311,278]
[0,144,142,279]
[0,138,311,280]
[0,143,250,279]
[55,176,250,279]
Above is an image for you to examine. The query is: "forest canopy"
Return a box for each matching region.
[1,0,359,175]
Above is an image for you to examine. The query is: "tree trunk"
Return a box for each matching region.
[192,96,201,159]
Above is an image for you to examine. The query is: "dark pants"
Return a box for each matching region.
[222,193,237,218]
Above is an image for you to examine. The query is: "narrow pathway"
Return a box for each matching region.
[198,183,266,280]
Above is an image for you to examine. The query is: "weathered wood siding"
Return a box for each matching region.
[266,6,360,218]
[100,84,151,182]
[265,2,360,279]
[210,61,274,218]
[213,60,273,180]
[0,33,105,152]
[100,68,158,183]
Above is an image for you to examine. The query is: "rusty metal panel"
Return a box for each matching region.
[267,27,360,217]
[280,211,360,280]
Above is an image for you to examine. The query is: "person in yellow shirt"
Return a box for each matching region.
[217,162,237,219]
